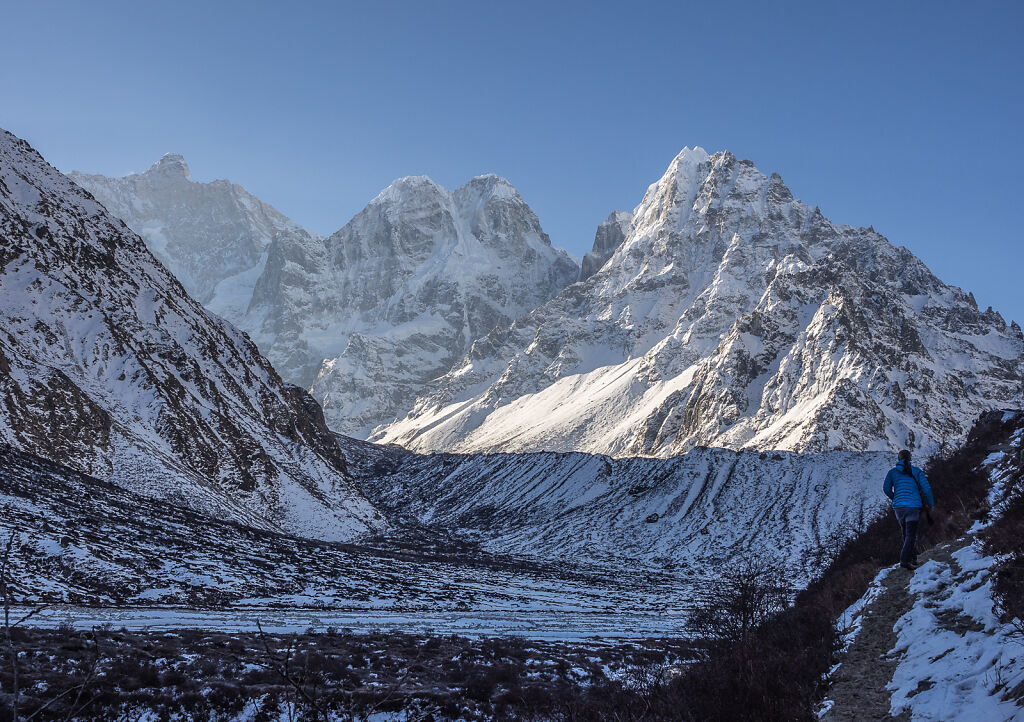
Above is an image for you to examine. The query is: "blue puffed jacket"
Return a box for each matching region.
[883,464,934,508]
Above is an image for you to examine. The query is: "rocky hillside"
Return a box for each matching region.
[818,410,1024,720]
[0,128,383,541]
[377,148,1024,457]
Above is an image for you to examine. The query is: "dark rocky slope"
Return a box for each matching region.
[0,128,382,541]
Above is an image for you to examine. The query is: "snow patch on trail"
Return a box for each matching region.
[888,543,1024,720]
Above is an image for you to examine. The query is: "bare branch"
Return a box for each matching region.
[12,605,48,630]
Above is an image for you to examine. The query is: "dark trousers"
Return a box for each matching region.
[894,506,920,566]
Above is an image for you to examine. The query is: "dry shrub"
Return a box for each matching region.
[980,417,1024,629]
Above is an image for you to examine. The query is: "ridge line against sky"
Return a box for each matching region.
[2,0,1021,325]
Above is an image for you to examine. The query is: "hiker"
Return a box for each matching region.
[883,449,935,570]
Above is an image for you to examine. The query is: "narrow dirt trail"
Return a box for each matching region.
[823,562,914,721]
[823,542,958,721]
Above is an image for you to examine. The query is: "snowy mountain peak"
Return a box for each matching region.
[373,175,446,206]
[376,148,1024,459]
[69,151,579,439]
[672,145,711,165]
[147,152,192,180]
[243,170,579,436]
[661,145,712,187]
[69,155,314,317]
[458,173,518,197]
[628,146,720,237]
[372,174,521,210]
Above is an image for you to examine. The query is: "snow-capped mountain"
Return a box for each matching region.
[376,148,1024,457]
[69,155,318,326]
[0,128,383,541]
[72,163,579,438]
[0,125,925,617]
[248,174,579,436]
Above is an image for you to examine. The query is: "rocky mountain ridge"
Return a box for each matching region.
[70,145,1023,459]
[72,162,580,438]
[69,155,318,325]
[254,173,580,436]
[579,210,633,281]
[376,147,1024,457]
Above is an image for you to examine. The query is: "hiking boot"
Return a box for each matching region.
[900,561,919,571]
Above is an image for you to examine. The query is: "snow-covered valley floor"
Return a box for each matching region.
[10,606,691,640]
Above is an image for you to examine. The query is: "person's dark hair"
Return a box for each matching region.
[898,449,912,475]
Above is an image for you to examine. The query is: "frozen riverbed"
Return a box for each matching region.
[16,606,692,641]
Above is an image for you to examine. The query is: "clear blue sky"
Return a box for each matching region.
[3,1,1022,324]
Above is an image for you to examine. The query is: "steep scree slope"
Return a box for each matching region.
[348,435,892,585]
